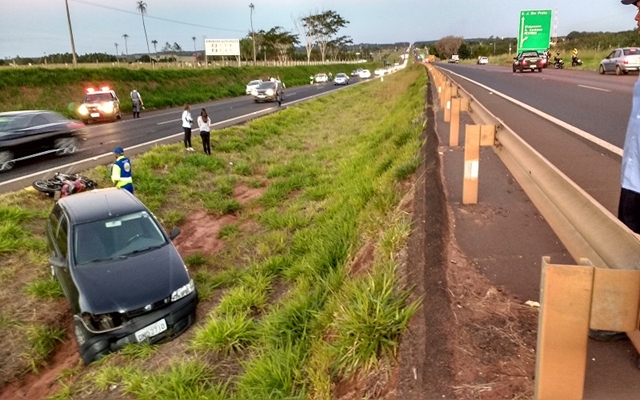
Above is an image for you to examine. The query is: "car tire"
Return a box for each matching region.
[74,320,111,365]
[512,66,516,73]
[599,65,605,75]
[616,65,622,76]
[54,137,79,156]
[0,150,15,172]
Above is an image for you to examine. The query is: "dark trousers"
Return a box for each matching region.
[132,102,141,118]
[618,188,640,234]
[200,132,211,154]
[183,127,192,148]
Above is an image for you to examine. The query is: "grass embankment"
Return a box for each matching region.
[0,63,426,399]
[0,63,379,118]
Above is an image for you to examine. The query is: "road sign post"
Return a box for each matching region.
[517,10,552,54]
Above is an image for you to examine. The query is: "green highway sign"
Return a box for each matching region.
[517,9,552,53]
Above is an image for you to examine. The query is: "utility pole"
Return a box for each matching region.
[65,0,78,67]
[115,43,119,65]
[250,3,256,65]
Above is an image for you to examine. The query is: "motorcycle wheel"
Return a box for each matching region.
[32,180,63,194]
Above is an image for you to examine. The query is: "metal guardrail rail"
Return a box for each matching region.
[431,65,640,272]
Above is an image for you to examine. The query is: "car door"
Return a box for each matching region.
[49,207,81,313]
[604,50,616,73]
[20,113,58,154]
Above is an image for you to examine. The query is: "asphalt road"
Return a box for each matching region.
[0,76,364,192]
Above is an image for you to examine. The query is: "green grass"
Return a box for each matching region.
[24,325,65,373]
[1,61,426,398]
[24,277,64,299]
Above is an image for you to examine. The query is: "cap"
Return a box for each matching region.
[622,0,638,4]
[113,146,124,155]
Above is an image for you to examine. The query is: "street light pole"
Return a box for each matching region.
[65,0,78,66]
[115,43,119,65]
[250,3,256,65]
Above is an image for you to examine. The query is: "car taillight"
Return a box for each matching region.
[522,60,527,65]
[624,58,629,65]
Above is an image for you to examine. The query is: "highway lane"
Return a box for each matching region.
[0,76,364,189]
[438,63,633,149]
[434,62,634,215]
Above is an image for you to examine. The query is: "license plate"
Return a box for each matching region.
[258,95,265,98]
[90,113,100,118]
[135,318,167,342]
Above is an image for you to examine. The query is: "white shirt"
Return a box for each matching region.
[197,116,211,133]
[621,76,640,193]
[181,110,192,128]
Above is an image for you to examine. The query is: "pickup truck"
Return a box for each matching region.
[512,51,544,73]
[448,54,459,64]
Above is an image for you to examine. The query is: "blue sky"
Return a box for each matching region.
[0,0,635,59]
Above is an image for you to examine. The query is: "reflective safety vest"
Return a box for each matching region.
[111,156,133,188]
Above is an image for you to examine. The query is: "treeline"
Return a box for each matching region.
[415,30,640,60]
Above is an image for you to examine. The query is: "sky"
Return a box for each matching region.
[0,0,635,60]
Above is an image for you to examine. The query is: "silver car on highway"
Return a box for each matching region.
[599,47,640,75]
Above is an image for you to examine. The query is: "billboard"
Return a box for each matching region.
[205,39,240,57]
[517,9,552,53]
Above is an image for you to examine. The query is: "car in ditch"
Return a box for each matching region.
[77,86,122,124]
[251,80,284,105]
[0,110,85,172]
[512,51,544,73]
[599,47,640,75]
[46,188,198,364]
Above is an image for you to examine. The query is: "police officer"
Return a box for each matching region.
[130,89,143,118]
[111,147,134,194]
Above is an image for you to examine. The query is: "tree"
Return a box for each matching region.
[326,35,352,61]
[261,27,299,62]
[294,12,318,64]
[172,42,182,52]
[162,41,172,52]
[114,43,119,63]
[192,36,196,51]
[151,39,158,54]
[250,3,256,64]
[122,34,129,55]
[136,1,152,65]
[302,10,349,62]
[435,36,463,60]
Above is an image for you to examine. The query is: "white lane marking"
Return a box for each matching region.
[578,84,611,93]
[444,69,623,157]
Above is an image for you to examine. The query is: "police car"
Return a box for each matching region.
[77,86,122,124]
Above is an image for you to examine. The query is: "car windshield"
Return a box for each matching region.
[623,48,640,55]
[257,82,276,89]
[248,80,261,85]
[74,211,168,265]
[84,93,113,103]
[0,115,30,131]
[336,74,347,78]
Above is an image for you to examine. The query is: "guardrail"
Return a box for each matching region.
[425,63,640,399]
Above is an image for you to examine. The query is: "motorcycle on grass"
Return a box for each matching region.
[33,172,98,198]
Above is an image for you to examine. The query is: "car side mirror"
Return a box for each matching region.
[49,256,66,268]
[169,227,181,240]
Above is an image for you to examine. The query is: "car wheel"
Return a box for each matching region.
[74,320,111,365]
[512,66,516,73]
[0,150,15,172]
[54,137,79,156]
[624,70,630,75]
[616,65,622,76]
[599,65,605,75]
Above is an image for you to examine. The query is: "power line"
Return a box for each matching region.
[69,0,246,34]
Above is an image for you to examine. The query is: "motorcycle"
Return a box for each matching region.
[571,56,583,67]
[32,172,98,198]
[553,57,564,69]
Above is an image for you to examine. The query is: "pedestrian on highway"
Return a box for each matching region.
[130,89,143,118]
[111,147,134,194]
[181,103,194,152]
[310,74,314,85]
[589,0,640,343]
[197,108,212,155]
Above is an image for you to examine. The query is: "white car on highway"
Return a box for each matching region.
[314,73,329,83]
[245,79,262,95]
[358,69,372,79]
[374,68,386,76]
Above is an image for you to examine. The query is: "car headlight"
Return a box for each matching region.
[100,102,114,113]
[251,89,258,96]
[171,279,195,302]
[266,89,274,96]
[78,104,88,115]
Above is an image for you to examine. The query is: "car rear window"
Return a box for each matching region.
[258,82,276,89]
[623,48,640,55]
[521,52,539,58]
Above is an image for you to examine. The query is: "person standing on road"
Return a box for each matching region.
[111,147,134,194]
[590,0,640,343]
[197,108,212,155]
[182,103,194,152]
[310,74,314,85]
[130,89,143,118]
